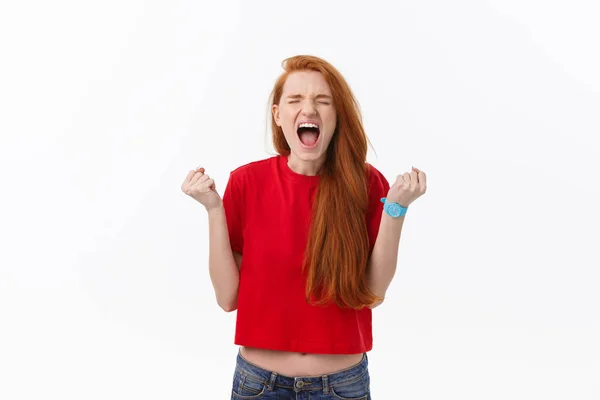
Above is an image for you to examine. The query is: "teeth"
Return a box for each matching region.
[298,122,319,129]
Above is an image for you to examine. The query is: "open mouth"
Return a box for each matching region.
[297,122,320,148]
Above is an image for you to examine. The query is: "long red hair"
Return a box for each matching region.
[269,55,383,310]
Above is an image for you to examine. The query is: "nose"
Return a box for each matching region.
[300,99,317,116]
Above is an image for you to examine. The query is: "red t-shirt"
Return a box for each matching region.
[221,154,390,354]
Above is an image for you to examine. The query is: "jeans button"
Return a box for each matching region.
[295,381,304,389]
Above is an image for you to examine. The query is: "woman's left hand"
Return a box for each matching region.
[386,166,427,208]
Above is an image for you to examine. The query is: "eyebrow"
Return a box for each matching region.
[286,94,333,100]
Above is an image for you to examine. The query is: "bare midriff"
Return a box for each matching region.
[239,346,364,376]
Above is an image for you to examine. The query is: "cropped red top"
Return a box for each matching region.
[221,154,390,354]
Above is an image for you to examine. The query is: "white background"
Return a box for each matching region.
[1,0,599,399]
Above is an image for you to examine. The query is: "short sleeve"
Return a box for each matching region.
[366,164,390,254]
[222,171,244,254]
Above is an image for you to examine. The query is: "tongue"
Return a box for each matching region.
[300,131,318,146]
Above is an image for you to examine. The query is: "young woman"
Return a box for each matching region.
[182,55,426,399]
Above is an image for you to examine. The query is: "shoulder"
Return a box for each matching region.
[229,156,278,181]
[366,162,389,190]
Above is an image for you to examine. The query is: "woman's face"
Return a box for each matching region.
[272,70,337,164]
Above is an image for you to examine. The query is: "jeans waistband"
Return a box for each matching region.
[235,349,369,392]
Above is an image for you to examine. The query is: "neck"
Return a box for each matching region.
[287,152,326,176]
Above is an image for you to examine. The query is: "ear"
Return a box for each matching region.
[272,104,281,127]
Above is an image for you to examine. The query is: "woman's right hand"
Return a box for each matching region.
[181,167,222,211]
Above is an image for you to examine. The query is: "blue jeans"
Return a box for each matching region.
[231,349,371,399]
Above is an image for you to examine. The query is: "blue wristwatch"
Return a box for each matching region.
[380,198,408,218]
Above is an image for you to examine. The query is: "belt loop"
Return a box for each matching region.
[322,374,329,394]
[267,371,278,391]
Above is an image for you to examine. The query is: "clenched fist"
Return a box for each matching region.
[386,166,427,208]
[181,167,222,211]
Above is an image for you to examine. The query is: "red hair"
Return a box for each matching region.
[269,55,383,309]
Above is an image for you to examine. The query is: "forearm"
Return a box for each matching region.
[207,204,240,311]
[366,213,405,307]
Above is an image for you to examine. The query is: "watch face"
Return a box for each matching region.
[387,203,403,217]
